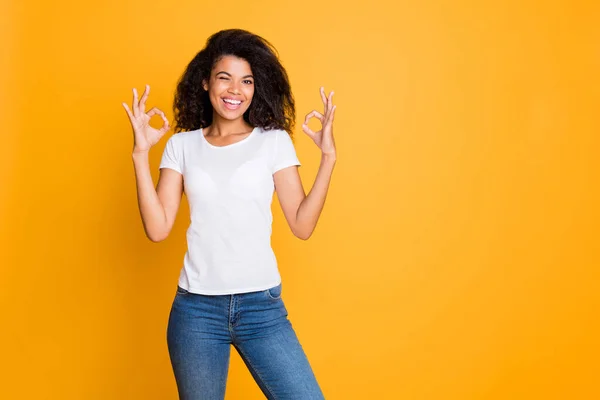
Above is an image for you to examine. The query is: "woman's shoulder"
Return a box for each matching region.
[167,128,202,144]
[260,126,289,134]
[175,128,202,138]
[257,127,291,140]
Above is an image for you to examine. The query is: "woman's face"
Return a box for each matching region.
[203,55,255,122]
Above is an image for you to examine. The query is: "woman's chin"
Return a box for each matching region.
[214,108,248,121]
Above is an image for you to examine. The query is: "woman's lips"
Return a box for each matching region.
[222,98,242,110]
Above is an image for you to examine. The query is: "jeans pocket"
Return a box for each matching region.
[176,285,189,295]
[265,282,282,300]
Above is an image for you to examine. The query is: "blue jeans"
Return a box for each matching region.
[166,282,325,399]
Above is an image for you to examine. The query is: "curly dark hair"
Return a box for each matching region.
[172,29,296,136]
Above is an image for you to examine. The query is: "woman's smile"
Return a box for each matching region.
[222,97,243,110]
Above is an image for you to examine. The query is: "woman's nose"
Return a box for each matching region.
[228,82,241,94]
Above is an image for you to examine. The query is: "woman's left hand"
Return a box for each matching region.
[302,87,337,157]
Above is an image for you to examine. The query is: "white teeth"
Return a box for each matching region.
[223,98,241,105]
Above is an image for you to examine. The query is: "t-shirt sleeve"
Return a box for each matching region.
[272,130,301,174]
[159,135,183,174]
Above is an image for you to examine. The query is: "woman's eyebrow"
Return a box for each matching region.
[216,71,254,79]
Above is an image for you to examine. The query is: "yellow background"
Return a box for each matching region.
[2,0,599,398]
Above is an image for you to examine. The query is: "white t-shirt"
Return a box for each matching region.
[159,126,301,295]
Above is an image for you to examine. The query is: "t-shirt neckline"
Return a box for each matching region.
[200,126,259,149]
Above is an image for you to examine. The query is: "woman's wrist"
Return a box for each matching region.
[132,151,150,166]
[132,149,149,158]
[321,151,337,162]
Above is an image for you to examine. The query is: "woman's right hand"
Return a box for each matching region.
[122,84,170,154]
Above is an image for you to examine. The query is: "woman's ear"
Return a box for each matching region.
[202,79,208,91]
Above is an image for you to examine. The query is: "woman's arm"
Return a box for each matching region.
[123,84,183,243]
[274,154,336,240]
[274,86,338,240]
[132,152,184,242]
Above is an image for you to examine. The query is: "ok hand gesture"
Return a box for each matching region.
[302,87,337,157]
[122,84,170,154]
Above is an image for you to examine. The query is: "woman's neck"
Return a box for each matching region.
[205,115,253,137]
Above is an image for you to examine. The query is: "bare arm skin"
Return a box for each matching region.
[274,154,336,240]
[274,87,338,240]
[123,84,182,242]
[132,153,183,242]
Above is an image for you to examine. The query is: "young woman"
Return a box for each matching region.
[123,29,336,399]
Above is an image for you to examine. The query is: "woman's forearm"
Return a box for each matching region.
[132,151,168,242]
[294,153,337,239]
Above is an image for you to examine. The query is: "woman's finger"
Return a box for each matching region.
[322,90,334,121]
[326,105,336,126]
[302,123,317,139]
[146,107,170,137]
[159,116,170,135]
[320,86,327,103]
[320,87,328,113]
[330,105,337,125]
[304,110,324,125]
[132,88,140,118]
[159,111,170,135]
[122,102,134,121]
[139,84,150,114]
[147,106,164,119]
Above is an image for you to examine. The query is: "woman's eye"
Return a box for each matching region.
[243,80,253,85]
[219,77,228,80]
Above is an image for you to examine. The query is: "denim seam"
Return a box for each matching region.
[228,295,236,330]
[176,288,188,295]
[266,288,282,300]
[233,295,242,327]
[236,345,278,400]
